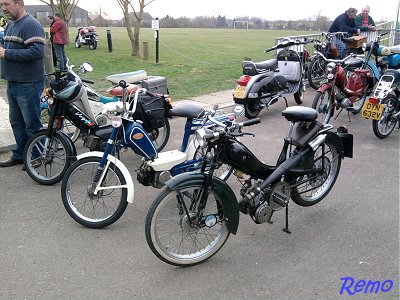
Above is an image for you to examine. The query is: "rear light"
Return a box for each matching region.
[237,75,251,86]
[369,97,379,104]
[165,95,172,105]
[229,114,235,121]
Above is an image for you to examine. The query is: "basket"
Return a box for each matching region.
[346,36,367,49]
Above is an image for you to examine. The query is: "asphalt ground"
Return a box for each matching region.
[0,90,398,299]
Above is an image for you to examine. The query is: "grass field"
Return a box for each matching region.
[1,28,316,100]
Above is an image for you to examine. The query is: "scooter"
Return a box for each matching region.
[233,39,309,119]
[60,85,235,229]
[75,26,99,50]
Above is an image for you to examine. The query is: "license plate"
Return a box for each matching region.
[361,100,384,120]
[233,85,246,99]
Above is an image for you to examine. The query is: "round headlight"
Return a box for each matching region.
[111,116,122,128]
[195,128,208,148]
[326,62,335,73]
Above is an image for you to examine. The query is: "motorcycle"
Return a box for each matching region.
[23,69,171,185]
[311,33,388,124]
[75,26,99,50]
[361,68,400,138]
[233,39,309,119]
[145,105,353,266]
[60,84,235,229]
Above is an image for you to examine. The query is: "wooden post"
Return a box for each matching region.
[143,41,149,61]
[44,33,54,87]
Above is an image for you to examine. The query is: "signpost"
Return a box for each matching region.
[152,18,159,63]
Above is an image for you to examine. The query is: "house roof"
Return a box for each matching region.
[89,11,112,21]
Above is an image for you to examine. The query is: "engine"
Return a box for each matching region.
[136,165,171,189]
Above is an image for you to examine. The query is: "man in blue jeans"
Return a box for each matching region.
[50,12,68,71]
[0,0,45,168]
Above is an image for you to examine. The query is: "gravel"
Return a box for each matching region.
[0,96,10,130]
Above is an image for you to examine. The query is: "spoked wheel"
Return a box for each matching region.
[244,100,261,119]
[145,186,230,266]
[312,89,335,124]
[89,40,97,50]
[307,56,326,90]
[290,141,342,207]
[40,109,80,142]
[372,95,398,139]
[193,147,233,181]
[75,36,81,48]
[293,79,304,104]
[23,131,74,185]
[146,119,170,152]
[61,156,128,228]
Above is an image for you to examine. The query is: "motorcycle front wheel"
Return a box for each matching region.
[312,89,335,124]
[293,79,304,104]
[307,56,326,90]
[244,100,261,119]
[23,131,74,185]
[372,95,398,139]
[89,40,97,50]
[61,156,128,228]
[145,185,230,266]
[290,141,342,207]
[75,35,81,48]
[147,119,170,152]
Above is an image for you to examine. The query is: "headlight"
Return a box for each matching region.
[111,116,122,128]
[362,42,371,52]
[195,128,208,148]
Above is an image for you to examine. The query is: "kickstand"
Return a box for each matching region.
[284,97,288,107]
[283,203,291,234]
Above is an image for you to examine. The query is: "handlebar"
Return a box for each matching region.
[314,51,356,64]
[265,39,310,53]
[81,78,95,84]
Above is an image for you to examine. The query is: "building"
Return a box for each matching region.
[25,5,90,26]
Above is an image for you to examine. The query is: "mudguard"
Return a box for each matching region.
[76,151,135,203]
[324,131,353,158]
[317,82,333,94]
[165,172,240,234]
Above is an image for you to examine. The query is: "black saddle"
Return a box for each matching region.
[282,106,318,122]
[170,102,205,119]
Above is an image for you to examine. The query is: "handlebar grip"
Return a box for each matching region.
[204,130,226,141]
[81,78,95,84]
[240,118,261,127]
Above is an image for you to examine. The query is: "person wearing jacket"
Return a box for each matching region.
[50,12,68,71]
[0,0,45,168]
[328,8,361,58]
[355,6,377,32]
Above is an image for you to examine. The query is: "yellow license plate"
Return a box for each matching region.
[233,85,246,99]
[361,101,384,120]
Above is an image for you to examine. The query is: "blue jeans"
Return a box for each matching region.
[7,81,44,160]
[53,44,67,70]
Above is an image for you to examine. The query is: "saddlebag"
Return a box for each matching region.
[131,95,166,131]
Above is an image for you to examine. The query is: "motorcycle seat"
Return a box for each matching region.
[282,106,318,122]
[343,57,363,69]
[383,69,400,83]
[106,70,148,84]
[242,59,277,75]
[170,102,205,119]
[107,84,139,97]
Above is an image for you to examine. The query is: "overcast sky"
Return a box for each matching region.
[24,0,398,23]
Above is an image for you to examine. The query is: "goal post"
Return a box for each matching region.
[233,20,249,30]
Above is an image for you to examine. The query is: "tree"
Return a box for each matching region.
[39,0,79,24]
[117,0,155,57]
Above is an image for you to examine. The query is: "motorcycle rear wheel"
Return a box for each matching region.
[61,156,128,228]
[312,89,335,124]
[89,40,97,50]
[23,131,74,185]
[75,35,81,48]
[307,56,326,90]
[290,141,342,207]
[244,100,261,119]
[145,186,230,266]
[372,95,398,139]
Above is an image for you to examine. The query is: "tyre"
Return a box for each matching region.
[40,109,80,142]
[75,35,81,48]
[89,40,97,50]
[293,80,304,104]
[61,156,128,228]
[193,147,233,181]
[307,56,326,90]
[312,89,334,124]
[23,131,74,185]
[244,100,261,119]
[372,95,398,139]
[145,185,230,266]
[290,141,342,207]
[350,93,367,115]
[146,119,170,152]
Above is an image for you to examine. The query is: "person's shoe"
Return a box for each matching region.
[0,157,23,167]
[22,159,43,171]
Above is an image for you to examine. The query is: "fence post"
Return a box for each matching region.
[44,33,54,86]
[143,41,149,61]
[107,29,113,52]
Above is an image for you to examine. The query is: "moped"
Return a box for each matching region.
[233,39,309,119]
[60,83,235,229]
[145,105,353,266]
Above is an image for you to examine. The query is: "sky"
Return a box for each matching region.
[24,0,399,23]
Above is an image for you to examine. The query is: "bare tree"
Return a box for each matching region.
[117,0,155,57]
[38,0,79,25]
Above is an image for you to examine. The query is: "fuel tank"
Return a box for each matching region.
[124,120,157,159]
[221,139,273,178]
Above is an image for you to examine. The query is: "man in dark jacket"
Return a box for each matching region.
[328,8,360,58]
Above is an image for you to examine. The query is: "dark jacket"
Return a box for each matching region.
[355,14,375,31]
[328,12,359,34]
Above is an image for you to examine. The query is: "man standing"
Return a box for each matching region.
[0,0,45,168]
[50,12,68,71]
[355,6,377,32]
[47,14,57,66]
